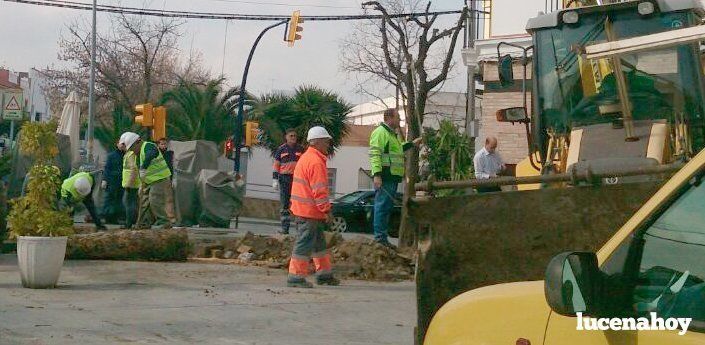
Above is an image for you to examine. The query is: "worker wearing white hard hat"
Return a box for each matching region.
[286,125,340,288]
[120,131,142,229]
[119,132,140,151]
[306,126,333,142]
[60,171,107,230]
[128,134,175,229]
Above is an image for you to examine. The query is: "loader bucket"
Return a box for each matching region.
[411,181,664,343]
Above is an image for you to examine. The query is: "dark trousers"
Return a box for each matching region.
[124,187,139,229]
[59,192,104,228]
[102,184,124,224]
[373,180,398,243]
[278,174,293,233]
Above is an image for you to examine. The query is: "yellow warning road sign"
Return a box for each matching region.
[2,91,24,121]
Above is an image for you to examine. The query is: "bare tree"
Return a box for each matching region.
[347,1,467,247]
[43,14,213,148]
[45,14,209,117]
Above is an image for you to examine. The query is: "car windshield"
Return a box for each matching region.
[335,191,366,203]
[534,10,705,144]
[632,175,705,321]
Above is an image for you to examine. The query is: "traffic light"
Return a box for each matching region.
[153,106,167,141]
[224,137,235,159]
[244,121,260,147]
[287,10,303,47]
[134,103,154,127]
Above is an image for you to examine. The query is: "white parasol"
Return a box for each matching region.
[56,91,81,164]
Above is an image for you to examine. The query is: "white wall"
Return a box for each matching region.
[489,0,546,37]
[348,92,466,130]
[14,69,52,122]
[244,145,371,201]
[27,69,51,122]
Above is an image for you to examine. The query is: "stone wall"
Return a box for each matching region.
[240,197,280,220]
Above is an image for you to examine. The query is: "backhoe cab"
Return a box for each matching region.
[497,0,705,187]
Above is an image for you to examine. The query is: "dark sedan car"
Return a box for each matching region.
[329,190,402,237]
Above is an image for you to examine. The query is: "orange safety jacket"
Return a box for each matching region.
[290,147,331,220]
[272,143,304,178]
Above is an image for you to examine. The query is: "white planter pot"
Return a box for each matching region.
[17,236,68,289]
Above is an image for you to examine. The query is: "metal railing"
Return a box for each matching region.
[415,162,685,192]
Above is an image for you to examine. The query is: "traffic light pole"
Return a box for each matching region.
[233,19,289,174]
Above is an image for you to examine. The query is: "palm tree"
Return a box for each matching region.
[94,106,144,149]
[253,86,352,154]
[422,119,474,182]
[159,78,254,145]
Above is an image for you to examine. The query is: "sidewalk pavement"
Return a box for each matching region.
[0,255,415,345]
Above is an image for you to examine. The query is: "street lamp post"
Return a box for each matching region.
[233,19,289,173]
[86,0,97,164]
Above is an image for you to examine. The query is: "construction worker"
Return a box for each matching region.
[272,128,304,235]
[125,136,175,229]
[60,171,106,230]
[119,132,141,229]
[157,137,176,226]
[369,108,422,248]
[101,139,125,225]
[287,126,340,288]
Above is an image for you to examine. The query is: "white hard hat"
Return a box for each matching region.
[74,176,92,197]
[307,126,332,142]
[120,132,140,150]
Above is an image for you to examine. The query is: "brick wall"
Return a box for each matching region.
[478,91,531,164]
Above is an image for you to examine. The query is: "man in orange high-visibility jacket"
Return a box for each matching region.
[287,126,340,288]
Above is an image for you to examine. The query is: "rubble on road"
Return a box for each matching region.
[192,231,414,281]
[67,229,190,261]
[331,236,415,281]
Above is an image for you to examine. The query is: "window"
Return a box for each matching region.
[358,169,373,190]
[335,191,366,204]
[602,177,705,328]
[327,168,337,198]
[633,182,705,323]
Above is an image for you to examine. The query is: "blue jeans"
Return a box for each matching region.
[373,180,398,243]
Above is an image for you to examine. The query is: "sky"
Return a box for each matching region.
[0,0,488,105]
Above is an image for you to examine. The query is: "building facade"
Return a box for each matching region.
[347,92,468,131]
[463,0,564,165]
[0,68,53,122]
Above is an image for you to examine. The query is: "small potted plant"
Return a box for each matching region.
[7,121,74,289]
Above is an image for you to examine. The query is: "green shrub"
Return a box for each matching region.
[6,121,74,238]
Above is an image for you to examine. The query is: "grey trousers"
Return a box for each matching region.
[137,178,175,228]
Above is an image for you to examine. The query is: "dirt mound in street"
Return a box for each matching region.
[195,232,414,281]
[331,237,414,281]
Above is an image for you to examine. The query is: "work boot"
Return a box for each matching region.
[316,274,340,286]
[287,277,313,288]
[278,229,289,235]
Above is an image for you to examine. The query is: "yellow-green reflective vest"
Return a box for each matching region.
[369,124,406,178]
[61,172,93,202]
[139,141,171,185]
[122,151,140,188]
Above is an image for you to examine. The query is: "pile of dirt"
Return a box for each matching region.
[332,236,414,281]
[67,229,190,261]
[195,231,414,281]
